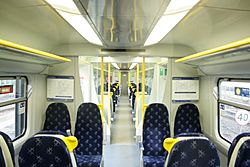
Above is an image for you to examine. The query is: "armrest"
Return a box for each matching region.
[66,129,72,136]
[138,141,144,151]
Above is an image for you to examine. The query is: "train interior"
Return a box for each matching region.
[0,0,250,166]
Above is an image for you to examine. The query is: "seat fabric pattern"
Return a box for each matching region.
[167,139,220,167]
[174,103,202,136]
[143,103,170,166]
[0,147,6,167]
[228,133,250,167]
[76,154,102,167]
[18,136,73,167]
[174,132,204,138]
[74,103,103,167]
[43,103,71,133]
[143,155,166,167]
[0,131,15,166]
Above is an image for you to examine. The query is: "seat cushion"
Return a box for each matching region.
[228,133,250,167]
[75,103,103,156]
[174,103,202,136]
[43,103,71,133]
[143,155,166,167]
[0,131,15,166]
[228,132,250,166]
[167,138,220,167]
[76,154,102,167]
[143,103,170,156]
[19,136,73,167]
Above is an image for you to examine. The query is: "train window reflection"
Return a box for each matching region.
[0,77,27,140]
[219,79,250,143]
[219,103,250,142]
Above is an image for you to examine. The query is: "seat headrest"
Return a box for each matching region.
[19,133,78,167]
[164,136,220,167]
[0,132,14,167]
[228,133,250,167]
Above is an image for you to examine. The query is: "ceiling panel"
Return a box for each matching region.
[0,0,87,44]
[76,0,170,48]
[160,0,250,52]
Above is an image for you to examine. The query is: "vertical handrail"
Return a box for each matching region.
[101,56,104,123]
[108,63,111,127]
[128,71,131,88]
[142,57,145,121]
[136,64,140,128]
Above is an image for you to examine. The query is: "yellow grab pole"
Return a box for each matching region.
[101,56,104,123]
[128,71,131,88]
[118,71,121,86]
[108,63,111,127]
[136,64,139,128]
[175,37,250,63]
[142,57,145,121]
[0,39,71,62]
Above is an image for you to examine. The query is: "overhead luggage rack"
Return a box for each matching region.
[0,38,71,65]
[175,38,250,66]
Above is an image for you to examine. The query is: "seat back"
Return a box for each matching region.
[165,136,220,167]
[0,132,15,167]
[174,103,202,136]
[74,103,103,156]
[143,103,170,156]
[43,103,71,133]
[228,133,250,167]
[19,133,77,167]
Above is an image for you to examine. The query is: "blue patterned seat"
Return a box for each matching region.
[19,133,77,167]
[164,136,220,167]
[228,133,250,167]
[0,131,15,167]
[74,103,103,167]
[174,103,202,136]
[142,103,170,167]
[43,103,71,134]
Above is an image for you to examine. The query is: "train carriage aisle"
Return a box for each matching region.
[104,93,140,166]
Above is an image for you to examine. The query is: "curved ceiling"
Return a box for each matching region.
[160,0,250,53]
[0,0,250,57]
[75,0,170,48]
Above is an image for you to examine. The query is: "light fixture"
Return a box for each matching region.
[129,63,137,70]
[111,63,120,70]
[46,0,102,46]
[144,0,200,46]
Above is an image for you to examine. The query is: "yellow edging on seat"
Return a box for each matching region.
[62,136,78,152]
[163,138,180,153]
[0,38,71,62]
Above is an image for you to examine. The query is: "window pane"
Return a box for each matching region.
[0,77,27,140]
[0,78,26,103]
[220,80,250,106]
[219,103,250,142]
[0,102,26,139]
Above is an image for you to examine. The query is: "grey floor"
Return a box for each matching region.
[104,96,140,167]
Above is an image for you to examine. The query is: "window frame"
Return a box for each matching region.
[217,78,250,143]
[0,76,28,141]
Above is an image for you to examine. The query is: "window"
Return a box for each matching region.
[0,77,27,140]
[218,79,250,143]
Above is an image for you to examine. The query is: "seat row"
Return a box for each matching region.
[140,103,250,167]
[1,102,250,166]
[21,102,102,167]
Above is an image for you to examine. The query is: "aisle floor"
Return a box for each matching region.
[104,96,140,167]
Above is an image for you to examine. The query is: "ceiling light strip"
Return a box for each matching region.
[111,63,120,70]
[129,63,137,70]
[144,0,200,46]
[0,39,71,62]
[46,0,102,46]
[175,37,250,63]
